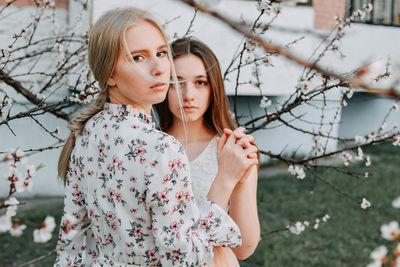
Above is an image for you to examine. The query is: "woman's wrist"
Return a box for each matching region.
[207,173,237,209]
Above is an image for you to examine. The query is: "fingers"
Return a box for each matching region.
[243,144,258,155]
[237,135,255,150]
[226,127,245,147]
[219,129,232,148]
[247,153,258,159]
[245,156,259,168]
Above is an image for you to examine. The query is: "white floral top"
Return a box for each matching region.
[54,103,241,267]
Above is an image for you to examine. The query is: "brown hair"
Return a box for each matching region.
[58,7,174,183]
[155,37,235,134]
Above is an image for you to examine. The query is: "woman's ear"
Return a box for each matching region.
[107,77,116,87]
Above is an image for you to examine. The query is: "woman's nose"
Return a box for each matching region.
[182,84,194,101]
[151,58,166,77]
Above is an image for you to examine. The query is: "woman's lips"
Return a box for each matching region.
[150,83,167,90]
[183,106,197,111]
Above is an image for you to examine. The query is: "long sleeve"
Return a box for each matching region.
[54,155,92,267]
[145,136,242,266]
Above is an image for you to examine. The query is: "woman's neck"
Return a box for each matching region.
[168,118,216,144]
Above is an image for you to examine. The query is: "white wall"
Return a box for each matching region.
[0,2,86,198]
[1,0,399,197]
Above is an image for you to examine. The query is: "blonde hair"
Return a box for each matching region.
[58,7,179,183]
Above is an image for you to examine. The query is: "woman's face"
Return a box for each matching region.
[168,54,211,123]
[108,20,170,114]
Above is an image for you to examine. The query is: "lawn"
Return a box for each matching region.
[1,142,399,266]
[242,142,400,267]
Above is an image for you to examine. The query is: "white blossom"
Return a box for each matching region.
[355,147,363,160]
[5,164,16,180]
[344,89,354,99]
[381,221,400,240]
[322,214,330,222]
[369,245,387,263]
[24,179,33,191]
[43,216,56,233]
[33,216,56,243]
[395,258,400,267]
[355,135,366,144]
[246,39,256,52]
[288,165,306,179]
[6,206,17,218]
[365,172,369,178]
[352,9,366,20]
[259,96,272,108]
[393,136,400,146]
[5,197,19,218]
[364,3,373,12]
[341,152,352,166]
[392,196,400,208]
[14,179,26,193]
[33,228,52,243]
[366,261,382,267]
[361,198,371,209]
[36,94,46,100]
[27,165,36,178]
[365,155,371,166]
[257,0,272,12]
[275,101,283,111]
[5,197,19,206]
[9,224,27,237]
[15,148,26,163]
[0,215,12,233]
[288,221,306,235]
[296,81,309,94]
[229,110,235,121]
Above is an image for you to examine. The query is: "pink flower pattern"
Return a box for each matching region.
[54,103,241,266]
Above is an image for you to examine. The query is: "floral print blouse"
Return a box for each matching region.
[54,103,241,267]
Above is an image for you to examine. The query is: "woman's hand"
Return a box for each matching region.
[216,127,258,187]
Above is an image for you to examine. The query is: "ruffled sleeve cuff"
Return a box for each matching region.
[196,198,242,248]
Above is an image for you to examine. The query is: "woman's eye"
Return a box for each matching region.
[196,80,208,86]
[132,55,144,62]
[157,51,167,57]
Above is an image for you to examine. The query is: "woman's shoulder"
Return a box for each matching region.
[116,119,185,156]
[146,128,186,156]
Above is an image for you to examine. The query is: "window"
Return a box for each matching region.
[348,0,400,26]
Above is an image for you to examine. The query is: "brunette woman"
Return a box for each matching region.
[156,37,260,266]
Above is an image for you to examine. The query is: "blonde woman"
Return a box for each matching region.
[54,8,259,266]
[156,37,260,266]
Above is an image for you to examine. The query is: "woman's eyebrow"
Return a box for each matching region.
[176,75,207,80]
[130,45,167,54]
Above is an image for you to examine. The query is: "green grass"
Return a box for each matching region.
[0,203,63,267]
[241,141,400,267]
[1,142,399,266]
